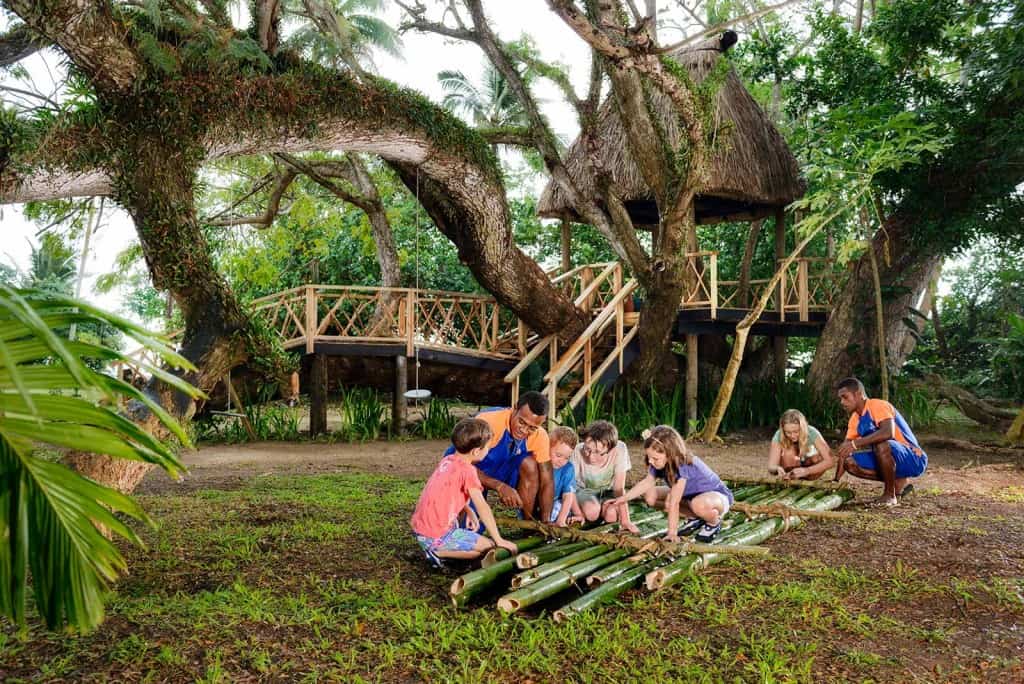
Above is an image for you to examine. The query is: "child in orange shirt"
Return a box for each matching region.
[410,418,518,566]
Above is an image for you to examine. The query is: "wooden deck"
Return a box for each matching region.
[117,254,843,423]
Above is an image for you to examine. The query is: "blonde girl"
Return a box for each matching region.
[612,425,733,543]
[768,409,833,481]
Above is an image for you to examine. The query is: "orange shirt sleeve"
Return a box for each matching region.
[845,413,859,440]
[528,428,551,463]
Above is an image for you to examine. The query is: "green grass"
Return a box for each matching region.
[2,472,1022,682]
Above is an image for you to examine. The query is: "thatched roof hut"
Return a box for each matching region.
[537,32,804,226]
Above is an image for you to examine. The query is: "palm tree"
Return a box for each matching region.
[284,0,402,71]
[438,62,530,129]
[0,285,201,631]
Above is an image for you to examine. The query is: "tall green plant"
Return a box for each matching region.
[0,286,200,632]
[341,386,385,441]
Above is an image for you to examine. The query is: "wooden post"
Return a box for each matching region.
[709,252,719,321]
[686,334,698,429]
[560,217,572,274]
[773,208,787,386]
[547,341,558,427]
[405,290,416,358]
[393,355,407,436]
[580,266,593,314]
[616,295,624,373]
[798,259,810,322]
[517,320,527,356]
[309,353,328,436]
[490,305,499,353]
[305,285,316,354]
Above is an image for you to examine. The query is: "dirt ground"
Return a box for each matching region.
[138,430,1024,501]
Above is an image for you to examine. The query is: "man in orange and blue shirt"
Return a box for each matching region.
[445,391,555,521]
[835,377,928,507]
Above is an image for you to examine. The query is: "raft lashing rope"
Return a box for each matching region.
[447,481,854,620]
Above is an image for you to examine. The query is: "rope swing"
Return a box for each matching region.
[404,165,431,402]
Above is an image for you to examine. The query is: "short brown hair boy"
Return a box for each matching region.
[451,418,493,453]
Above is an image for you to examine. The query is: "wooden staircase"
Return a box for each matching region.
[504,262,641,425]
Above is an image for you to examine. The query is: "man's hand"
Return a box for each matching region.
[496,483,522,509]
[497,538,518,554]
[837,440,857,460]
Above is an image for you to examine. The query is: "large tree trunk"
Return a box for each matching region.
[65,135,278,495]
[808,216,941,395]
[393,163,586,340]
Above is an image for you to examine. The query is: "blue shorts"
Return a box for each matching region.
[852,440,927,479]
[414,526,482,567]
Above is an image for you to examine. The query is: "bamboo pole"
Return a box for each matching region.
[481,535,546,567]
[725,477,851,492]
[555,557,672,622]
[497,549,631,614]
[646,489,854,591]
[495,517,770,558]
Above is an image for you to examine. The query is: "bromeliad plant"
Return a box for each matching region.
[0,285,201,632]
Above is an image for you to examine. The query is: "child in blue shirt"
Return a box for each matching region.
[548,426,583,527]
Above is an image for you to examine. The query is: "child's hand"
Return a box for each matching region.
[784,467,806,480]
[619,521,640,534]
[663,532,679,543]
[567,513,585,525]
[464,509,480,532]
[497,539,518,554]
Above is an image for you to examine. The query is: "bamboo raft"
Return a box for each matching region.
[448,482,855,619]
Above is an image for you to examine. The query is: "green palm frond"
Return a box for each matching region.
[0,284,201,632]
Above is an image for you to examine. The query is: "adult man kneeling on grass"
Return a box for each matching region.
[834,377,928,507]
[446,392,555,522]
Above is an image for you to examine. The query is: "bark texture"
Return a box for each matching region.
[808,217,940,394]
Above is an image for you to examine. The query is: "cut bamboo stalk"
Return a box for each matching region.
[512,510,665,569]
[481,536,546,567]
[646,489,852,591]
[511,544,615,588]
[515,541,591,570]
[497,548,631,614]
[555,556,677,622]
[730,501,852,519]
[586,553,649,587]
[494,517,770,558]
[725,477,851,492]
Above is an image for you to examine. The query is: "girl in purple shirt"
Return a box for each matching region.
[612,424,733,543]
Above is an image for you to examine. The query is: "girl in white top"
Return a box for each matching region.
[768,409,834,480]
[569,420,632,523]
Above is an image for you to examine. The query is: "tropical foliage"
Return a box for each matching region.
[0,286,200,631]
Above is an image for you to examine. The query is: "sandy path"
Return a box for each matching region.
[137,433,1024,500]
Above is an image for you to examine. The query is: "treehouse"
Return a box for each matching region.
[537,31,805,231]
[536,32,836,420]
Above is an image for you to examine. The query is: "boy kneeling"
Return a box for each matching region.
[410,418,518,566]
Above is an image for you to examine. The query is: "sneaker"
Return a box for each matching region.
[695,521,722,543]
[679,518,704,536]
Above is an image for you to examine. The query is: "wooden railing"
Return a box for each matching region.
[681,252,840,322]
[250,285,522,360]
[505,262,640,423]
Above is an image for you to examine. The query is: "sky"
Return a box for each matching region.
[0,1,958,320]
